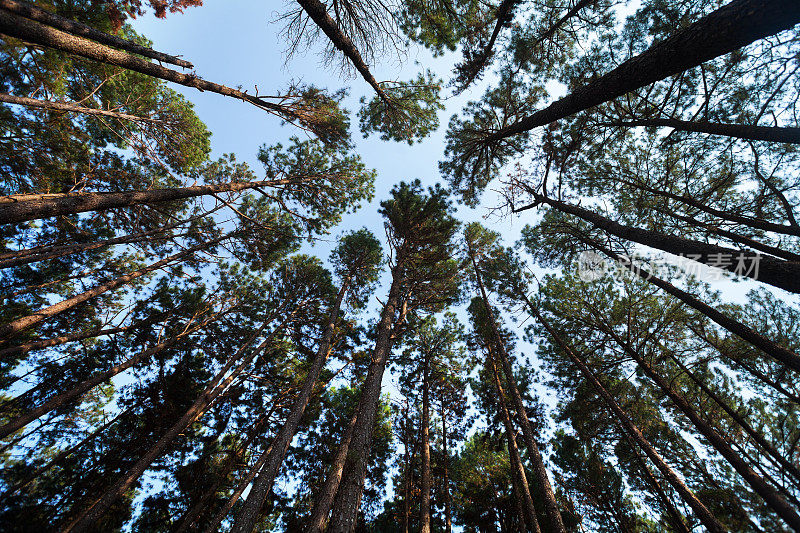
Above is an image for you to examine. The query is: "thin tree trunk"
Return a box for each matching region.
[0,233,230,340]
[665,348,800,485]
[529,307,727,533]
[605,330,800,530]
[0,206,218,269]
[61,312,292,533]
[0,92,168,123]
[0,177,306,225]
[485,0,800,142]
[601,117,800,144]
[455,0,519,91]
[440,400,452,533]
[420,352,432,533]
[402,403,411,533]
[532,0,594,47]
[0,10,310,121]
[523,192,800,293]
[0,310,222,440]
[229,279,351,533]
[296,0,391,104]
[0,0,192,67]
[304,405,361,533]
[489,351,541,533]
[585,237,800,372]
[616,420,691,533]
[325,265,408,533]
[468,245,565,533]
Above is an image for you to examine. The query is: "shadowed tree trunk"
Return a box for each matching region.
[0,233,232,341]
[489,350,541,533]
[0,0,192,67]
[600,117,800,144]
[229,278,352,533]
[0,310,223,440]
[520,192,800,293]
[440,400,452,533]
[485,0,800,142]
[602,327,800,530]
[420,349,432,533]
[584,238,800,372]
[468,242,565,533]
[529,306,727,533]
[0,177,307,225]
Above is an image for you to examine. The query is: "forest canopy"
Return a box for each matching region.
[0,0,799,532]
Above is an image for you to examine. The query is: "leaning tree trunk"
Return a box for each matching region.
[0,0,192,67]
[601,117,800,144]
[61,311,295,533]
[605,330,800,530]
[585,238,800,372]
[531,0,594,48]
[529,192,800,293]
[485,0,800,142]
[0,92,168,123]
[468,245,565,533]
[0,310,221,440]
[0,10,309,121]
[420,353,432,533]
[325,266,408,533]
[295,0,391,104]
[489,350,541,533]
[530,306,727,533]
[229,278,352,533]
[0,177,306,225]
[0,232,231,341]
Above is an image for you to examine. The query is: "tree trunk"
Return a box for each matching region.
[602,117,800,144]
[605,330,800,530]
[586,238,800,372]
[0,177,304,225]
[486,0,800,141]
[229,279,351,533]
[528,192,800,293]
[420,353,432,533]
[489,351,541,533]
[304,402,360,533]
[0,92,168,123]
[0,233,230,341]
[532,0,594,47]
[530,307,727,533]
[325,264,408,533]
[296,0,390,104]
[455,0,519,91]
[402,404,411,533]
[440,400,452,533]
[468,246,565,533]
[616,420,691,533]
[0,0,192,67]
[0,310,221,440]
[60,312,293,533]
[0,10,307,120]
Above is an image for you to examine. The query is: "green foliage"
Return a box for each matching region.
[357,71,444,144]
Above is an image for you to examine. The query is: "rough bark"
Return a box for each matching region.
[0,0,192,67]
[0,233,230,341]
[486,0,800,142]
[0,177,304,226]
[420,352,432,533]
[586,238,800,372]
[229,279,351,533]
[61,316,287,533]
[304,405,360,533]
[602,117,800,144]
[0,10,310,120]
[0,312,219,440]
[325,264,407,532]
[523,192,800,293]
[468,245,565,533]
[530,307,727,533]
[489,351,541,533]
[606,330,800,530]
